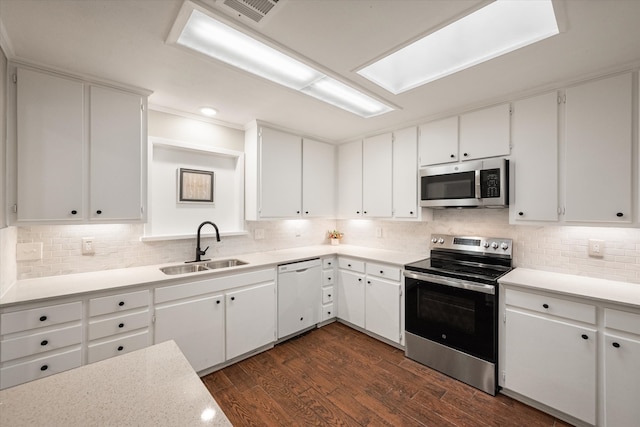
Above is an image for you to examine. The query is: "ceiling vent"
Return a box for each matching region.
[220,0,280,24]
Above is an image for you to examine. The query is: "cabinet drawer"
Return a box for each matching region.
[322,287,334,304]
[322,271,334,286]
[322,303,335,321]
[89,289,149,316]
[87,330,149,364]
[322,257,336,270]
[1,324,82,362]
[605,308,640,335]
[88,310,150,340]
[338,258,365,273]
[0,348,82,390]
[505,288,596,324]
[366,263,401,281]
[1,301,82,335]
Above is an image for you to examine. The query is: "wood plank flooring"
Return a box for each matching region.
[202,322,573,426]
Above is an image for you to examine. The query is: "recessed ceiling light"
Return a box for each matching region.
[357,0,560,94]
[168,2,395,118]
[199,106,218,117]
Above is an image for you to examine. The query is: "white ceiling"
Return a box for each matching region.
[1,0,639,143]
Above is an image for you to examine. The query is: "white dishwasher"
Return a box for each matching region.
[277,258,322,339]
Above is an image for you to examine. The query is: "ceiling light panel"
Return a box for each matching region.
[357,0,560,94]
[171,3,394,118]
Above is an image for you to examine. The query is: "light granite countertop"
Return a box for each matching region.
[0,340,232,426]
[0,245,428,307]
[499,268,640,309]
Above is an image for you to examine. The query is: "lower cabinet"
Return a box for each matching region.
[365,276,401,344]
[337,267,366,328]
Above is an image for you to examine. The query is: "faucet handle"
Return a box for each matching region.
[199,246,210,256]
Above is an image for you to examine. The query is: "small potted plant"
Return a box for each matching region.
[328,230,343,245]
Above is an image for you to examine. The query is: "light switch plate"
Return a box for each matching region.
[16,242,43,261]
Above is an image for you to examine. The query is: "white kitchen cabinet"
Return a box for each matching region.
[564,73,632,223]
[12,66,147,224]
[459,103,511,161]
[337,139,363,218]
[393,127,418,219]
[154,294,224,372]
[277,258,321,339]
[503,289,597,425]
[226,282,276,361]
[365,276,401,344]
[16,67,84,222]
[362,133,393,218]
[302,138,335,217]
[89,85,144,221]
[418,116,459,166]
[510,92,559,222]
[603,309,640,427]
[337,269,365,329]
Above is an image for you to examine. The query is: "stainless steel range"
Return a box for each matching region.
[404,234,513,395]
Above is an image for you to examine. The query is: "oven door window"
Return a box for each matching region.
[406,278,496,362]
[421,171,475,200]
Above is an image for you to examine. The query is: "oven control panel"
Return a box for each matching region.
[430,234,512,256]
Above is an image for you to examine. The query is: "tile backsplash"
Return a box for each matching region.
[12,210,640,284]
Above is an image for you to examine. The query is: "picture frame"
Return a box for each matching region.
[177,168,214,203]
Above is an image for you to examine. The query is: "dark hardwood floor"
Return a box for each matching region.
[202,322,573,426]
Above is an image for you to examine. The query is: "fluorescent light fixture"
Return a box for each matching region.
[357,0,560,94]
[199,106,218,117]
[174,7,394,118]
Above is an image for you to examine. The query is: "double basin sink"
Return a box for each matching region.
[160,259,248,275]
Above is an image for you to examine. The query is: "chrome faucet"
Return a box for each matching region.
[187,221,220,263]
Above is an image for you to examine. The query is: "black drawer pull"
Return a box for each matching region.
[616,212,623,217]
[40,340,48,346]
[118,323,124,328]
[40,365,48,371]
[518,212,524,216]
[347,264,352,267]
[117,346,124,351]
[118,301,125,307]
[39,315,47,322]
[463,152,469,157]
[612,342,621,348]
[327,262,332,266]
[542,304,549,309]
[581,334,589,340]
[96,210,103,215]
[71,210,77,215]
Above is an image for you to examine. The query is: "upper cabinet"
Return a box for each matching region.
[418,117,458,166]
[11,66,148,224]
[564,73,633,223]
[362,133,393,218]
[245,123,335,220]
[337,140,363,218]
[392,127,419,219]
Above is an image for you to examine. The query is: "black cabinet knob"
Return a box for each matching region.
[71,210,77,215]
[363,211,367,214]
[118,323,124,328]
[305,211,309,214]
[328,294,332,298]
[39,315,47,322]
[40,365,48,371]
[380,270,384,274]
[300,317,303,321]
[410,211,414,215]
[216,300,220,304]
[231,296,235,301]
[96,210,102,215]
[327,262,332,266]
[450,154,455,158]
[616,212,623,217]
[328,277,331,281]
[518,212,524,216]
[347,264,352,267]
[463,153,469,157]
[581,334,589,340]
[358,278,362,282]
[367,280,371,284]
[118,301,125,307]
[40,340,48,346]
[117,346,124,351]
[612,342,621,348]
[542,304,549,309]
[296,211,300,214]
[328,311,331,315]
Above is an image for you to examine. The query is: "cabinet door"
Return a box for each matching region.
[565,73,632,223]
[90,86,143,221]
[418,116,459,166]
[504,309,596,424]
[337,140,362,217]
[302,138,335,217]
[459,103,510,161]
[511,92,558,222]
[365,277,400,344]
[16,68,84,221]
[226,282,276,360]
[362,133,392,217]
[277,264,321,339]
[154,294,225,372]
[337,270,365,328]
[259,127,301,218]
[393,127,418,218]
[603,334,640,427]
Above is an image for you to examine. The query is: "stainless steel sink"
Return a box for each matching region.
[205,259,248,269]
[159,264,210,275]
[159,259,248,275]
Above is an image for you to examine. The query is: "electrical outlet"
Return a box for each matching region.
[82,237,95,255]
[254,229,265,240]
[376,227,383,238]
[588,239,604,258]
[16,242,43,261]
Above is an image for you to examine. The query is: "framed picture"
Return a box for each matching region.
[178,168,214,203]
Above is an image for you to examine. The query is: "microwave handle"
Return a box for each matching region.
[475,170,481,199]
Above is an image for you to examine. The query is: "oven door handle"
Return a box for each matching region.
[404,271,495,295]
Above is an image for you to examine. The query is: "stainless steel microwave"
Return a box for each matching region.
[420,158,509,208]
